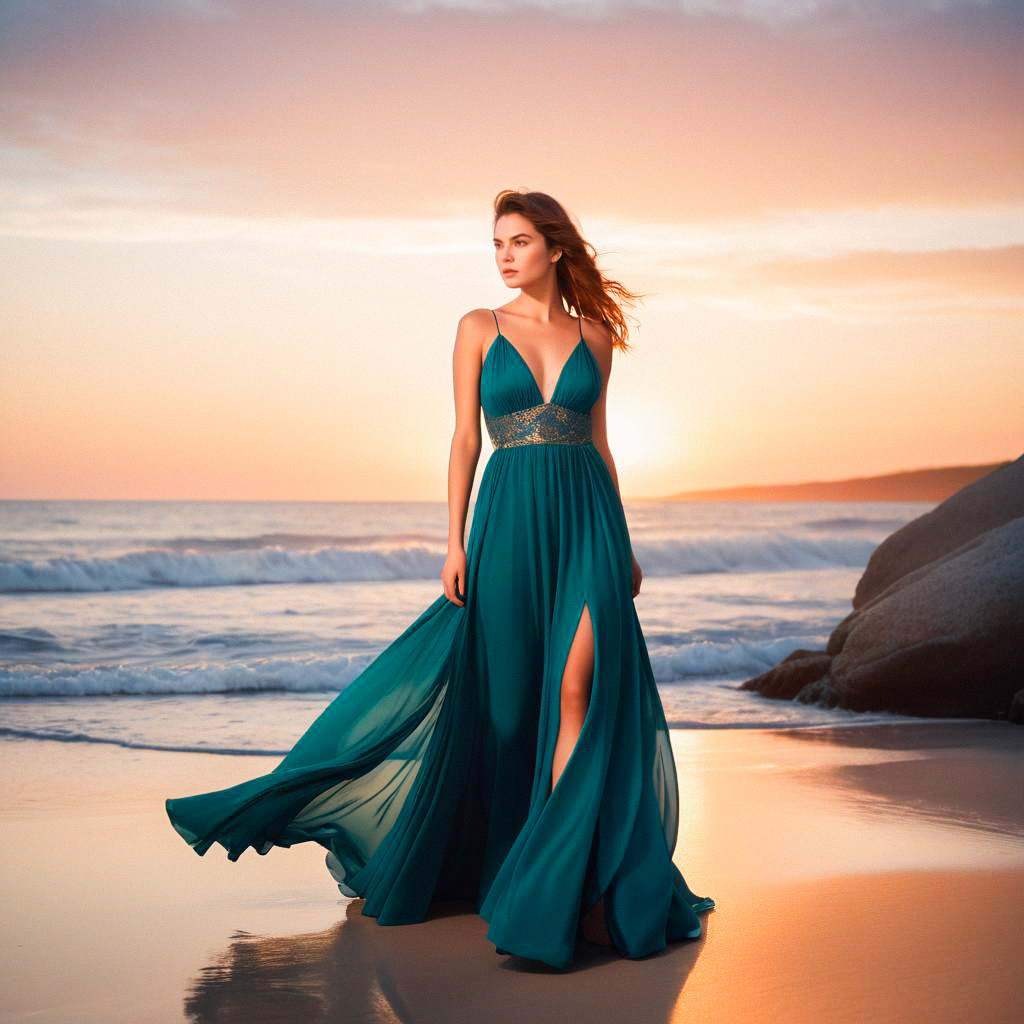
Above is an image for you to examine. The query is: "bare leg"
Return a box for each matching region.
[549,603,610,945]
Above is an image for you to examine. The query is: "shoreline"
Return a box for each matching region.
[0,711,1015,759]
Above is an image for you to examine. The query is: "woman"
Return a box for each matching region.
[166,189,715,970]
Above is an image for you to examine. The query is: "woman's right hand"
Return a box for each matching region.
[442,546,467,606]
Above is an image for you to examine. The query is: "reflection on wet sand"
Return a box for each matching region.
[183,899,708,1024]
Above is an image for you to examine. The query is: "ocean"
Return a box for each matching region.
[0,498,939,758]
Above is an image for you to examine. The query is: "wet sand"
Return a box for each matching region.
[1,719,1022,1023]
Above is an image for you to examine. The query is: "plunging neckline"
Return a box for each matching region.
[490,333,587,407]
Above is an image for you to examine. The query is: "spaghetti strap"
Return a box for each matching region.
[578,313,584,338]
[491,309,500,333]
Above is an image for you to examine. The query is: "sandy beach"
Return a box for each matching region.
[2,719,1022,1024]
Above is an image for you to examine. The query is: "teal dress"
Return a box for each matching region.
[166,309,715,969]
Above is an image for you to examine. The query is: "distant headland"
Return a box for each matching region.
[661,460,1014,503]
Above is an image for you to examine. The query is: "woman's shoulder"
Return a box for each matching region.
[452,309,500,365]
[457,307,498,334]
[580,316,614,366]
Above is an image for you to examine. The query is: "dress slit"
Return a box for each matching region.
[549,597,595,795]
[553,597,613,937]
[529,588,600,808]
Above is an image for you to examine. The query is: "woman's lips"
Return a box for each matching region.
[502,269,517,275]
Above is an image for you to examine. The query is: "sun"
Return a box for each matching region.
[604,396,676,475]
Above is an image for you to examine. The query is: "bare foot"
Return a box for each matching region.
[580,896,611,945]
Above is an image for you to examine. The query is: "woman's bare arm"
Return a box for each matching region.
[587,321,643,595]
[587,323,626,505]
[442,310,487,605]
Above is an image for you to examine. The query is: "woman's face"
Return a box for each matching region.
[494,212,559,289]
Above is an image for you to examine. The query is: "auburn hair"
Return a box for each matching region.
[492,189,643,352]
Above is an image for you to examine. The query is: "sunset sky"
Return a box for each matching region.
[1,0,1021,501]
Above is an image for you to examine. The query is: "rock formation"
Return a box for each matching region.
[741,454,1024,723]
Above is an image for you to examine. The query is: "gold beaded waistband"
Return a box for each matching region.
[484,403,593,449]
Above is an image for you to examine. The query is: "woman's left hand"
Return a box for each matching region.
[630,552,643,598]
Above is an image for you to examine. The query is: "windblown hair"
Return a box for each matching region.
[492,189,643,352]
